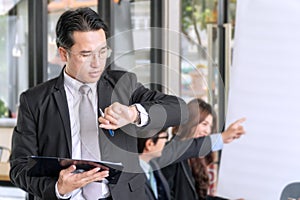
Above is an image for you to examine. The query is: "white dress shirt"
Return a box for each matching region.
[55,72,150,199]
[55,72,109,199]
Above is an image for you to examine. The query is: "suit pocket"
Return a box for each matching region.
[128,174,146,192]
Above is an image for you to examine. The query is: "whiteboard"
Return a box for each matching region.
[217,0,300,199]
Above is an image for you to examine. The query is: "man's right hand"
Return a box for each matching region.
[57,165,109,196]
[99,102,138,130]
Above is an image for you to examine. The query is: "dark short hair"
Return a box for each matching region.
[137,128,168,154]
[55,7,109,49]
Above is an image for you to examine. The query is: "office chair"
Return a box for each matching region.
[280,182,300,200]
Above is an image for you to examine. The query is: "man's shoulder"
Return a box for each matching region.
[21,77,60,102]
[106,69,136,79]
[26,78,58,93]
[103,69,137,85]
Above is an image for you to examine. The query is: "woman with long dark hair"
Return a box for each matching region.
[161,98,227,200]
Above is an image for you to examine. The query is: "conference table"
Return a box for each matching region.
[0,122,14,186]
[0,162,12,186]
[0,162,32,200]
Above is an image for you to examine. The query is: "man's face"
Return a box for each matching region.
[60,29,108,83]
[150,132,169,158]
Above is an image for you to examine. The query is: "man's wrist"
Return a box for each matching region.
[55,181,72,199]
[130,104,141,124]
[132,104,149,127]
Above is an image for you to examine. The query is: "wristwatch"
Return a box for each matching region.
[132,104,141,125]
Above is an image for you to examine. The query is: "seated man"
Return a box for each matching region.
[138,129,171,200]
[138,117,246,200]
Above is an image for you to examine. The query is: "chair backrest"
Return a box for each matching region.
[0,146,11,162]
[280,182,300,200]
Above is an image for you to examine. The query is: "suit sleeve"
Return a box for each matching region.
[9,93,58,200]
[107,70,188,132]
[128,73,188,131]
[154,136,212,169]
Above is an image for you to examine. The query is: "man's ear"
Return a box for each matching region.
[144,139,154,152]
[58,47,67,62]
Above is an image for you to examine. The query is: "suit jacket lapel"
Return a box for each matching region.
[97,72,113,160]
[144,173,157,200]
[96,71,136,165]
[97,71,113,109]
[151,161,171,200]
[53,71,72,155]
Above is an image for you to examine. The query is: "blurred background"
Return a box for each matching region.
[2,0,299,200]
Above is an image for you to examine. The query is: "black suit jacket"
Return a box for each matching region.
[9,69,188,200]
[161,141,228,200]
[144,161,171,200]
[161,160,198,200]
[155,136,213,200]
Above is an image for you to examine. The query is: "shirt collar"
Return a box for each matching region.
[64,70,98,95]
[139,158,152,176]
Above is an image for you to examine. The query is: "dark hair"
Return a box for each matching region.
[173,98,217,139]
[172,98,217,199]
[55,7,109,49]
[137,128,168,154]
[189,155,212,199]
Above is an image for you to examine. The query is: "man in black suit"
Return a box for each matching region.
[9,7,187,200]
[137,118,246,200]
[138,129,171,200]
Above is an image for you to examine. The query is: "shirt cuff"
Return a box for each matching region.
[210,133,224,151]
[55,181,72,199]
[134,104,149,127]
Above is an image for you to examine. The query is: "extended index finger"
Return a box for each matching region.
[233,117,246,125]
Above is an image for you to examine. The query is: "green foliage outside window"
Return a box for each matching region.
[181,0,217,46]
[0,99,8,118]
[181,0,236,45]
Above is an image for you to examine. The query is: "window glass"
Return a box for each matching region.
[180,0,218,103]
[111,0,151,86]
[130,0,151,85]
[180,0,237,195]
[180,0,237,115]
[47,0,98,80]
[0,0,28,119]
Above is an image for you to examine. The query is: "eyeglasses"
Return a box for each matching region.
[155,135,168,140]
[66,46,112,61]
